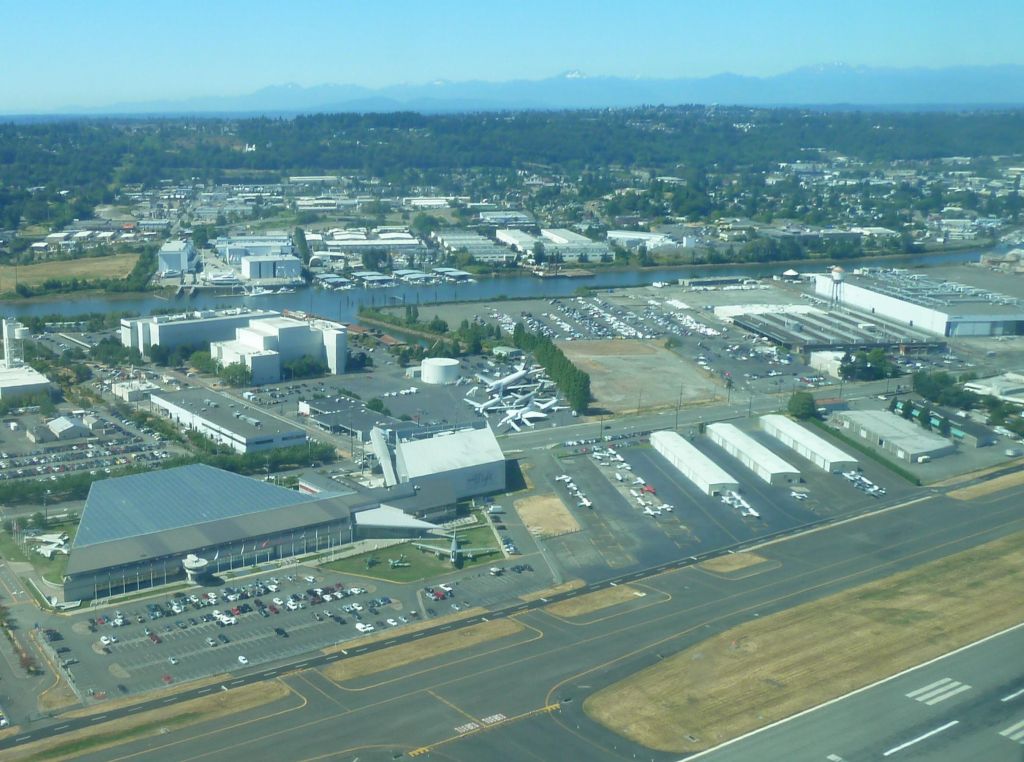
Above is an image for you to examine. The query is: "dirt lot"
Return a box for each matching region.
[546,585,640,618]
[585,531,1024,753]
[557,339,720,413]
[515,494,580,538]
[323,619,523,683]
[0,252,140,291]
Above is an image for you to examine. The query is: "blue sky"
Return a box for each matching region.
[2,0,1023,112]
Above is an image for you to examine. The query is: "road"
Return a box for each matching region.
[694,623,1024,762]
[11,482,1022,761]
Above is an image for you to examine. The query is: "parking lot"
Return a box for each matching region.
[40,566,435,700]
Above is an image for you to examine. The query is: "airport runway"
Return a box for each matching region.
[38,483,1024,762]
[693,623,1024,762]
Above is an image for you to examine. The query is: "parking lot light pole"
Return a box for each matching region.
[43,489,51,527]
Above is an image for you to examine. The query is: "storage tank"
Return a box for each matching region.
[421,357,460,385]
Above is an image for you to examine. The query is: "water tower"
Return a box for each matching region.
[829,266,845,306]
[1,318,29,369]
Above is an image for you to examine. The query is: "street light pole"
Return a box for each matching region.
[43,489,51,527]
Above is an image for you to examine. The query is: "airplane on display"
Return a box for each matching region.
[482,365,530,394]
[642,506,662,517]
[411,529,498,566]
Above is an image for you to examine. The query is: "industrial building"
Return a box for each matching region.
[120,309,280,356]
[391,425,506,499]
[27,415,90,443]
[707,422,801,485]
[719,303,942,353]
[213,233,294,264]
[759,414,858,473]
[157,240,197,275]
[651,430,739,496]
[63,464,452,601]
[210,315,347,385]
[111,379,159,402]
[892,399,996,448]
[834,410,956,462]
[963,372,1024,405]
[812,269,1024,337]
[240,254,302,280]
[151,388,307,454]
[433,230,517,264]
[0,319,50,401]
[299,395,414,443]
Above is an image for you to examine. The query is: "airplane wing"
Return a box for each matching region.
[507,419,521,432]
[411,542,448,554]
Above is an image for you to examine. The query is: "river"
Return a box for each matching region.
[0,248,987,322]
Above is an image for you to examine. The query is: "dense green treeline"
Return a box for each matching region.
[4,108,1024,210]
[511,323,590,413]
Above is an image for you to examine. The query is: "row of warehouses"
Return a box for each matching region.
[650,415,858,496]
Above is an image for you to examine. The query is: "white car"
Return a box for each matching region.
[355,622,375,633]
[350,602,363,612]
[285,600,299,611]
[303,575,316,583]
[438,583,454,593]
[100,635,112,646]
[386,618,398,627]
[237,655,248,665]
[272,597,284,607]
[168,656,178,665]
[321,593,333,602]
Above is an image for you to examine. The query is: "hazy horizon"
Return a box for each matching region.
[3,0,1024,114]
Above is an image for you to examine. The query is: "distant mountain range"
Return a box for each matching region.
[61,64,1024,116]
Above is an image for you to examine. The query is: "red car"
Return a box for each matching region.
[268,605,279,614]
[149,633,161,644]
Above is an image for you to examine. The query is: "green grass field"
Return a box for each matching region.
[323,518,503,583]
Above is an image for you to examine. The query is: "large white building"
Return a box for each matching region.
[240,255,303,280]
[157,240,197,275]
[210,316,347,385]
[963,372,1024,404]
[812,269,1024,337]
[651,430,738,496]
[213,233,294,264]
[759,414,858,473]
[0,319,50,401]
[834,410,956,463]
[393,426,506,499]
[707,423,801,485]
[151,389,307,454]
[120,309,280,355]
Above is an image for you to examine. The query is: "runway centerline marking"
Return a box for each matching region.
[883,720,958,756]
[1002,686,1024,702]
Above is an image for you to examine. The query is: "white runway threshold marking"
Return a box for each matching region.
[999,718,1024,743]
[883,720,958,757]
[905,677,971,705]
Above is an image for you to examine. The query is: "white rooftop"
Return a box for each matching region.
[838,410,953,454]
[354,505,439,531]
[760,415,856,465]
[707,423,800,476]
[650,430,737,487]
[397,427,504,479]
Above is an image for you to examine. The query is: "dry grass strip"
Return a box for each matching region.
[6,680,290,761]
[585,531,1024,753]
[519,579,585,602]
[516,494,580,538]
[323,619,523,683]
[546,585,640,618]
[698,552,769,574]
[947,469,1024,500]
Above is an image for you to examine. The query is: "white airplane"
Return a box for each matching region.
[483,365,529,394]
[578,498,593,508]
[632,477,645,485]
[411,529,498,566]
[614,472,624,482]
[629,489,641,498]
[741,507,761,518]
[555,474,572,483]
[643,506,662,517]
[659,504,674,512]
[465,395,502,414]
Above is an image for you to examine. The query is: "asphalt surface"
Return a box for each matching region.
[693,623,1024,762]
[13,481,1023,761]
